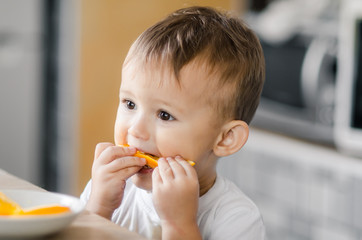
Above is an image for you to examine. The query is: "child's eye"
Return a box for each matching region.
[158,111,175,121]
[124,99,136,110]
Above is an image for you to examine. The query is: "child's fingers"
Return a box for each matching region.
[152,167,163,184]
[94,142,114,161]
[113,165,143,180]
[167,157,187,177]
[96,145,137,165]
[175,156,197,178]
[106,156,146,173]
[95,156,146,182]
[158,158,175,181]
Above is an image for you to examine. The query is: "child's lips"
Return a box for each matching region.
[137,149,158,158]
[122,144,159,168]
[134,149,160,169]
[123,144,195,168]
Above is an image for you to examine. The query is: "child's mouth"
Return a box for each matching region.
[121,144,195,169]
[134,151,159,169]
[135,151,157,173]
[137,165,154,174]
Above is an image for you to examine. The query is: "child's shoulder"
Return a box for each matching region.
[198,175,265,239]
[200,175,260,213]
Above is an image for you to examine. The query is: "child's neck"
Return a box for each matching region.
[199,171,217,196]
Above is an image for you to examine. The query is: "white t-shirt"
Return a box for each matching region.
[80,175,265,240]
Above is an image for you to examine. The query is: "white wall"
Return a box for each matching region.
[0,0,42,185]
[217,128,362,240]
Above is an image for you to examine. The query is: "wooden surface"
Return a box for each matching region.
[0,169,145,239]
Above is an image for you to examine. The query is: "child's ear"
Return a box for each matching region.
[213,120,249,157]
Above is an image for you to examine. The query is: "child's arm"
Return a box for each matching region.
[86,143,146,219]
[152,157,202,240]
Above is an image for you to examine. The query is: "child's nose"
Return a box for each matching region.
[128,114,150,141]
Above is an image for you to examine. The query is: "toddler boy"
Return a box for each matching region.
[81,6,265,240]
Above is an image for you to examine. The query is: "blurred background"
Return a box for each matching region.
[1,0,362,239]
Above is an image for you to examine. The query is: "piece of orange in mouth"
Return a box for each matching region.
[121,144,195,168]
[134,151,160,168]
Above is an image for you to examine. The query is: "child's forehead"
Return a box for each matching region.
[121,57,227,106]
[122,60,178,90]
[122,55,221,89]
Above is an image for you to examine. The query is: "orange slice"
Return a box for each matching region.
[21,205,70,215]
[134,151,160,168]
[121,144,195,168]
[0,191,70,216]
[0,192,23,215]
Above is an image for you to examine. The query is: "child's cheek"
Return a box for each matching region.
[114,112,131,145]
[156,129,191,159]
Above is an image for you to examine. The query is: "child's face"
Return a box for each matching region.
[114,60,224,191]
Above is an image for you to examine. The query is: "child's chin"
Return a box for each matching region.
[131,174,153,192]
[137,166,154,174]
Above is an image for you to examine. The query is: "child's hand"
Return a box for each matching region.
[86,143,146,219]
[152,156,202,239]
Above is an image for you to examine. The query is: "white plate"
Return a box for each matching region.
[0,189,84,238]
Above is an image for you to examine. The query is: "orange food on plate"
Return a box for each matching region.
[0,191,70,216]
[0,192,23,215]
[21,205,70,215]
[121,144,196,168]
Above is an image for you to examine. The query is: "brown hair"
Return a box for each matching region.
[125,6,265,124]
